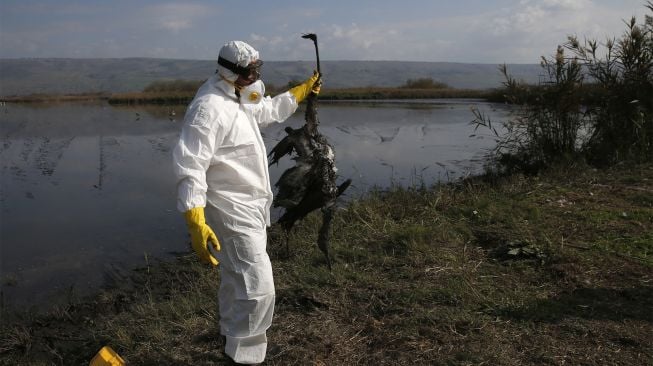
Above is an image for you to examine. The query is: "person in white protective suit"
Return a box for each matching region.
[172,40,320,365]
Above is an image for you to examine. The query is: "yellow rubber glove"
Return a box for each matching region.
[184,207,220,266]
[312,77,322,95]
[289,71,321,103]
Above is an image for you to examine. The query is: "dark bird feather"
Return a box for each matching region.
[268,92,351,269]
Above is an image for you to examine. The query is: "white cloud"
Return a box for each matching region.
[538,0,591,10]
[489,1,588,36]
[242,22,406,61]
[1,0,649,62]
[160,20,192,33]
[146,3,216,33]
[250,34,266,42]
[322,23,403,57]
[445,0,648,63]
[248,34,281,46]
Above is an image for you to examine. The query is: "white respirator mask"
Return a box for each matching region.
[239,80,265,105]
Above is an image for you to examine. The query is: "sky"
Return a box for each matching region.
[0,0,650,64]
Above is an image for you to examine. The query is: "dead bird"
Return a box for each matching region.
[269,91,351,269]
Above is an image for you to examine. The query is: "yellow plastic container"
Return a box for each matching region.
[89,346,126,366]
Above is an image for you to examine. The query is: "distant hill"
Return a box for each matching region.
[0,58,542,96]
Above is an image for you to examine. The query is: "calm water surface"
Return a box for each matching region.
[0,99,511,307]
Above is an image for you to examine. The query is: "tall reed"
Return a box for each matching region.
[565,2,653,164]
[474,2,652,173]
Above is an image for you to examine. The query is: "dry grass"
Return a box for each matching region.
[1,163,652,365]
[107,87,492,105]
[318,87,490,100]
[0,93,110,103]
[107,91,195,105]
[1,86,493,105]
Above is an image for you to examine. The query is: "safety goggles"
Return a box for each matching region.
[244,60,263,81]
[218,57,263,81]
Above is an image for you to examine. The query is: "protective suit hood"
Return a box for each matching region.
[217,40,260,82]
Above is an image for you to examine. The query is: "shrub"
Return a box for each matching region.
[473,47,589,174]
[474,2,652,173]
[565,3,653,164]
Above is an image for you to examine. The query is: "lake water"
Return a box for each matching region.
[0,99,510,308]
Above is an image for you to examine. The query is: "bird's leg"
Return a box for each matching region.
[284,227,292,259]
[317,207,334,270]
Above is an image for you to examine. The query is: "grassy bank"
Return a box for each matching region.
[1,162,652,365]
[106,87,495,105]
[318,87,494,101]
[106,91,196,105]
[1,87,495,105]
[0,93,110,103]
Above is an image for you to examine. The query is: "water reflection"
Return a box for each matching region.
[0,100,510,307]
[265,99,507,193]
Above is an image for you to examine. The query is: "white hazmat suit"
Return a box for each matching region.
[173,40,318,364]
